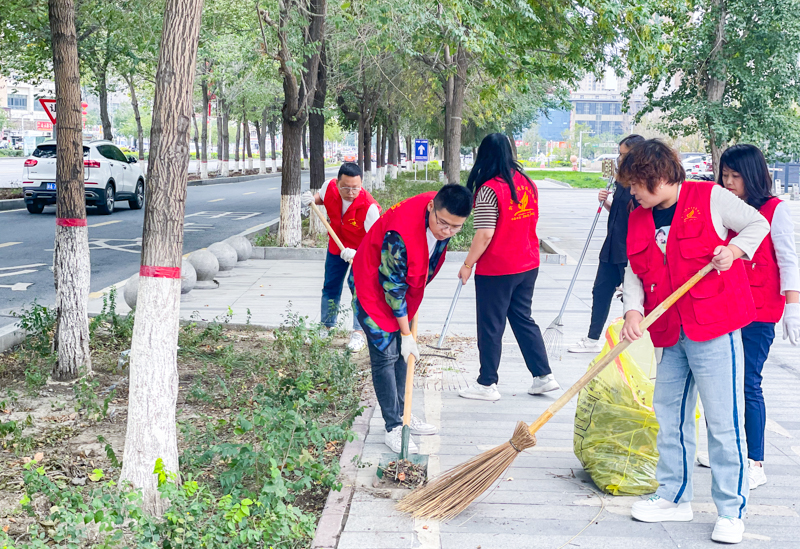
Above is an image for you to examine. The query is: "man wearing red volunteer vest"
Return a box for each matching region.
[301,162,380,353]
[351,184,473,454]
[618,140,769,545]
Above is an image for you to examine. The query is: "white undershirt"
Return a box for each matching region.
[426,227,436,258]
[319,180,380,232]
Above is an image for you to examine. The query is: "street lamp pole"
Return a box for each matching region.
[578,130,594,172]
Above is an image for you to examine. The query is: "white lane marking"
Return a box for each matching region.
[243,192,256,195]
[766,418,793,438]
[89,220,122,228]
[0,269,36,278]
[269,187,278,190]
[0,242,21,248]
[0,282,32,291]
[208,198,225,202]
[0,263,46,271]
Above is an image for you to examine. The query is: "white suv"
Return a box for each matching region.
[23,139,146,215]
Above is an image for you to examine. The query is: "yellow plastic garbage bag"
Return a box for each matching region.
[573,319,660,496]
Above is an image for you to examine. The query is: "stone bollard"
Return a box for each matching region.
[181,258,197,294]
[123,273,139,309]
[189,249,220,289]
[224,235,253,264]
[208,241,238,277]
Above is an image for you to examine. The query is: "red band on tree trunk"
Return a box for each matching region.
[56,218,88,227]
[139,266,181,279]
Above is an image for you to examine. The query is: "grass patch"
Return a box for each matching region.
[523,169,608,188]
[0,295,367,548]
[0,188,23,200]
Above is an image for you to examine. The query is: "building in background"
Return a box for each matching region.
[0,75,56,150]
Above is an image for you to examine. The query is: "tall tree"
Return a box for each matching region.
[258,0,326,246]
[48,0,91,381]
[624,0,800,170]
[120,0,204,515]
[308,44,328,236]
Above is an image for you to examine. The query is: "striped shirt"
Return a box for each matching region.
[473,186,499,229]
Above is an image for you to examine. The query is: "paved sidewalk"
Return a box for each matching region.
[88,182,800,548]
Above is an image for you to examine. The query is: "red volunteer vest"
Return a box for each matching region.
[742,197,784,323]
[626,181,755,347]
[476,171,541,276]
[322,179,380,255]
[352,192,446,332]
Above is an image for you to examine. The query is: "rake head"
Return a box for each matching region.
[543,318,564,360]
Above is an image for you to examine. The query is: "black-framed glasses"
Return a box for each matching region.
[433,209,463,233]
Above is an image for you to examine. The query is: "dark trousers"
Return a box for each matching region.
[741,321,775,462]
[321,251,359,330]
[588,261,626,340]
[366,333,406,432]
[475,268,551,386]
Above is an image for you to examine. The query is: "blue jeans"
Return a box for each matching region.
[654,329,749,518]
[740,322,775,462]
[366,331,406,432]
[321,251,360,331]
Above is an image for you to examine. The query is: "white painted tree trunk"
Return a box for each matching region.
[120,276,180,516]
[363,170,373,191]
[233,157,239,173]
[200,161,208,179]
[310,204,326,239]
[53,225,91,379]
[221,160,229,177]
[259,158,266,174]
[271,158,278,173]
[278,194,301,247]
[389,164,398,179]
[248,157,253,170]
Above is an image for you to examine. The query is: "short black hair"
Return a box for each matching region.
[433,184,472,218]
[338,162,362,179]
[718,144,773,210]
[619,134,645,148]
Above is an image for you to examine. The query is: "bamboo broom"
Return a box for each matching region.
[398,261,716,521]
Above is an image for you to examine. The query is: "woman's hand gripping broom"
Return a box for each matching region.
[397,262,715,521]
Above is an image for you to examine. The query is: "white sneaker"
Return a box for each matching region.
[409,414,438,436]
[528,374,561,395]
[697,452,710,468]
[748,459,766,490]
[318,326,330,339]
[385,427,418,454]
[631,495,693,523]
[711,516,745,544]
[346,331,366,352]
[458,383,501,401]
[567,337,604,353]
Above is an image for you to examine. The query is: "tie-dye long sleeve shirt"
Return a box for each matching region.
[352,213,449,351]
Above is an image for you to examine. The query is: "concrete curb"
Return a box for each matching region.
[544,177,572,188]
[0,198,25,211]
[188,171,284,186]
[0,323,26,354]
[311,401,377,549]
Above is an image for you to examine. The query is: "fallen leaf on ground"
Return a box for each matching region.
[34,452,44,462]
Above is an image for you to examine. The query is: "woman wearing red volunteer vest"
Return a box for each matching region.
[455,133,559,402]
[716,144,800,490]
[618,140,769,544]
[301,162,380,353]
[351,185,473,454]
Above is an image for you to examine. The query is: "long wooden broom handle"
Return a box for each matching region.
[402,317,419,427]
[528,261,715,435]
[310,201,347,253]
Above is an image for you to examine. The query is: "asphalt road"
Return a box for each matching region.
[0,168,335,330]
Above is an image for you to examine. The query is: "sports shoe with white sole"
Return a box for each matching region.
[567,337,604,353]
[528,374,561,395]
[385,427,418,454]
[346,331,366,353]
[711,516,745,544]
[409,414,438,435]
[697,452,710,467]
[748,459,766,490]
[631,495,693,523]
[458,383,501,401]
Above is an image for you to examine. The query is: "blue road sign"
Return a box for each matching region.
[414,139,429,162]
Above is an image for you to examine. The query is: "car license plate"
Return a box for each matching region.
[46,183,56,190]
